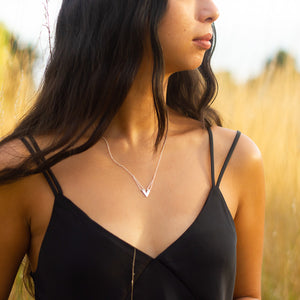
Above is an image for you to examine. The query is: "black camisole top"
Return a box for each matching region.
[20,127,241,300]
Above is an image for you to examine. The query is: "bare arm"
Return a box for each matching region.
[0,142,31,300]
[233,134,265,300]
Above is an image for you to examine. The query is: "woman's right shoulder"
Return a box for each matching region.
[0,138,29,169]
[0,134,57,198]
[0,138,34,299]
[0,138,35,203]
[0,133,59,170]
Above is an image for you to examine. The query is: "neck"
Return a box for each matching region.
[105,58,169,147]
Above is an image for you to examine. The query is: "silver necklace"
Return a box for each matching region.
[102,134,167,198]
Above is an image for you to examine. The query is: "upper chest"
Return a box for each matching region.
[27,130,240,261]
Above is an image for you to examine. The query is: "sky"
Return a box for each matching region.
[0,0,300,84]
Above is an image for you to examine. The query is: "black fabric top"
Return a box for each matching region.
[20,127,241,300]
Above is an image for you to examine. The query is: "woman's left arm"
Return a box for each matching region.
[233,134,265,300]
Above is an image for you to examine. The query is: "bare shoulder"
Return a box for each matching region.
[0,138,34,299]
[0,138,34,213]
[0,133,61,170]
[212,126,265,223]
[0,132,64,196]
[211,128,265,298]
[0,134,57,202]
[211,125,263,172]
[0,138,30,170]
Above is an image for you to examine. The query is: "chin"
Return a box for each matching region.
[168,59,205,74]
[189,54,206,69]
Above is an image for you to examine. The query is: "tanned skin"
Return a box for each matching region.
[0,0,264,299]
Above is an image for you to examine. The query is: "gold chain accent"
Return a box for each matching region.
[131,248,137,300]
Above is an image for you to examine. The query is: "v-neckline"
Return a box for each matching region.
[58,186,218,261]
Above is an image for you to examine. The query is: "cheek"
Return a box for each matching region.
[158,7,189,51]
[159,30,206,73]
[158,7,206,73]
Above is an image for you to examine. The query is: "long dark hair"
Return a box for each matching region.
[0,0,220,294]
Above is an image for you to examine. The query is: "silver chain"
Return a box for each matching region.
[102,134,167,198]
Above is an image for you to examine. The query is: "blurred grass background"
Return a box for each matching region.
[215,55,300,299]
[0,23,299,300]
[0,24,35,136]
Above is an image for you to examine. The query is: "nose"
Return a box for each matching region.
[197,0,220,23]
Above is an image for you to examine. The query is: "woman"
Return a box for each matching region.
[0,0,265,299]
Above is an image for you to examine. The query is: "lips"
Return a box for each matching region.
[194,33,213,41]
[193,33,213,50]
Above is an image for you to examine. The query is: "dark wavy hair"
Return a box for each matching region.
[0,0,221,295]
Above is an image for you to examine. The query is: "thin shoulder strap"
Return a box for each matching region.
[207,127,216,187]
[216,131,241,187]
[207,127,241,187]
[20,135,63,196]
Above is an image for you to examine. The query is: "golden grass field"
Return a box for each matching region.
[1,25,299,299]
[215,60,300,299]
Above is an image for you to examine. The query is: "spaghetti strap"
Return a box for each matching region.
[20,135,63,196]
[216,131,241,187]
[207,127,215,187]
[207,127,241,188]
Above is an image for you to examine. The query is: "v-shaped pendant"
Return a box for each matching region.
[141,188,151,198]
